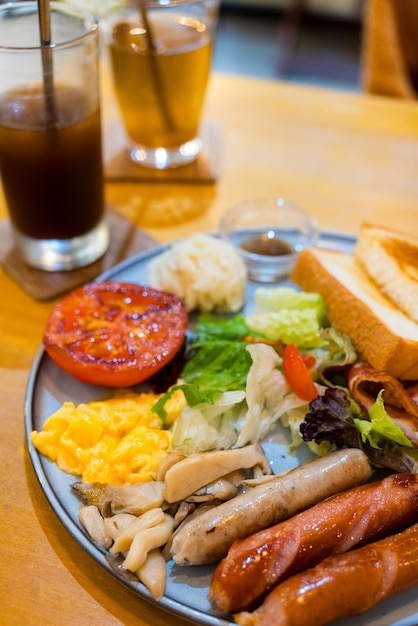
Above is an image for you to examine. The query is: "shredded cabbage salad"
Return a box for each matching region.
[152,287,356,455]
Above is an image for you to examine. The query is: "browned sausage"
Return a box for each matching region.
[209,473,418,613]
[234,522,418,626]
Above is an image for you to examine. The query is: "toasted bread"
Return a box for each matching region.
[354,222,418,323]
[290,247,418,380]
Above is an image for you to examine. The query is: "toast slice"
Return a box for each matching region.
[354,222,418,323]
[290,247,418,380]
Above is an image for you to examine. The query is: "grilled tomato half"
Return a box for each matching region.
[43,281,188,387]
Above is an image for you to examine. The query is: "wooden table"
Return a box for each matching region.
[1,71,418,626]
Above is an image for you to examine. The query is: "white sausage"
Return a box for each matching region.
[170,449,372,565]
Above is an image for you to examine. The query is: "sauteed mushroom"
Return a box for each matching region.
[72,481,164,517]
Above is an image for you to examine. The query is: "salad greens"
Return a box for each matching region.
[246,287,327,348]
[301,387,418,473]
[152,287,355,454]
[155,339,308,454]
[151,314,254,416]
[152,285,417,471]
[252,287,327,320]
[191,312,251,344]
[245,287,356,374]
[234,343,306,449]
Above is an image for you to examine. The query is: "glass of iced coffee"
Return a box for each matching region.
[0,2,109,271]
[103,0,219,169]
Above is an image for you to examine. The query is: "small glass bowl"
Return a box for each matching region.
[219,198,319,283]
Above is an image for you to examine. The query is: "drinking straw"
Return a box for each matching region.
[139,1,176,132]
[37,0,56,125]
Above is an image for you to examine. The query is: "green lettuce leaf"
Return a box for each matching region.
[193,312,253,344]
[152,325,253,422]
[245,286,327,348]
[354,390,414,449]
[308,327,358,381]
[253,287,327,323]
[181,341,252,392]
[246,309,323,347]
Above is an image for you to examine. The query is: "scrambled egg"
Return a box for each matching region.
[30,390,186,485]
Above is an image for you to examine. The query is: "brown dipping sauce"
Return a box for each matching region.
[240,234,293,256]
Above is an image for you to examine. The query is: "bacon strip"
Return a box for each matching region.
[235,523,418,626]
[208,474,418,614]
[348,362,418,445]
[407,382,418,404]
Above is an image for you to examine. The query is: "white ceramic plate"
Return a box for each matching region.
[25,231,418,626]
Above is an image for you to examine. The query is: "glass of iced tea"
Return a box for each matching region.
[103,0,219,169]
[0,2,109,271]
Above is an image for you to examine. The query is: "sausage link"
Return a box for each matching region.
[171,449,371,565]
[209,473,418,613]
[235,523,418,626]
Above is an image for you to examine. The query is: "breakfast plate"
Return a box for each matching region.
[25,230,418,626]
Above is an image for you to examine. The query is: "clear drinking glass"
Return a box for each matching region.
[0,1,109,271]
[102,0,220,169]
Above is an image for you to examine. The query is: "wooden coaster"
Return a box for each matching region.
[0,210,158,301]
[105,121,222,184]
